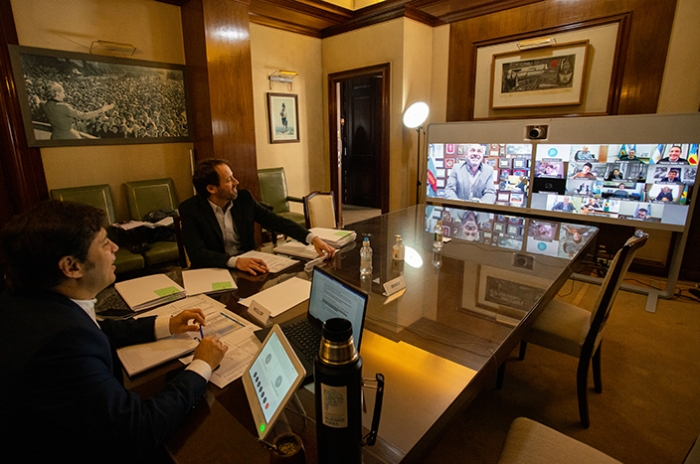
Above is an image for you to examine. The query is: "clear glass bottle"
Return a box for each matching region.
[360,237,373,277]
[433,219,443,251]
[392,234,405,261]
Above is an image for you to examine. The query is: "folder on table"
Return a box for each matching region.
[182,268,237,296]
[309,227,357,247]
[114,274,186,312]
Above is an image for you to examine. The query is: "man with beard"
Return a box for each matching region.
[444,143,496,203]
[179,159,336,274]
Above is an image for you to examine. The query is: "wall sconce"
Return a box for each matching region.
[269,70,298,91]
[90,40,136,58]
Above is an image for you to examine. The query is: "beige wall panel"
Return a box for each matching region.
[430,24,450,125]
[657,0,700,113]
[10,0,193,219]
[250,24,323,214]
[323,19,406,210]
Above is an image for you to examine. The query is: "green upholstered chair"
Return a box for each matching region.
[257,167,306,229]
[123,178,180,267]
[49,184,145,274]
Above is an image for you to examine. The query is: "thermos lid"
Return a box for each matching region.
[322,318,353,342]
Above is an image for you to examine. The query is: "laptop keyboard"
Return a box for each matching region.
[282,320,322,363]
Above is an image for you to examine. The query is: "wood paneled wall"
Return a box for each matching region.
[181,0,260,197]
[447,0,678,120]
[0,0,48,228]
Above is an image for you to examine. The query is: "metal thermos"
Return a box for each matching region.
[314,318,383,464]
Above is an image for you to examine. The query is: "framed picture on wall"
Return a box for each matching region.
[490,40,589,109]
[267,93,299,143]
[7,45,192,147]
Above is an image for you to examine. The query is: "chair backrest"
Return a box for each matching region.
[258,167,291,214]
[173,214,189,268]
[303,191,337,229]
[123,178,178,221]
[585,231,648,354]
[50,184,116,227]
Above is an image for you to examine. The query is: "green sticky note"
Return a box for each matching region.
[334,231,350,236]
[212,281,233,291]
[154,286,179,297]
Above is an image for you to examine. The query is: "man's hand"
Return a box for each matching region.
[236,257,270,275]
[193,336,228,371]
[170,309,206,335]
[312,237,336,258]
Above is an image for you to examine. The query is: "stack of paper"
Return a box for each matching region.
[114,274,186,312]
[182,268,237,296]
[237,250,298,273]
[117,294,253,377]
[238,277,312,317]
[310,227,357,247]
[273,241,319,259]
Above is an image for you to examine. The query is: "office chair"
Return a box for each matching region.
[303,191,338,229]
[123,178,180,267]
[497,231,648,428]
[257,167,306,228]
[50,184,145,274]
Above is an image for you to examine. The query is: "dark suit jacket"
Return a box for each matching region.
[179,190,309,268]
[0,290,207,464]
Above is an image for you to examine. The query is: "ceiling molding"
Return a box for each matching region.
[157,0,543,36]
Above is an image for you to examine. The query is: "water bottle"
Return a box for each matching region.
[314,318,384,464]
[433,219,443,251]
[360,237,373,277]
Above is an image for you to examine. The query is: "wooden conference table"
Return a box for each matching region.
[103,205,597,463]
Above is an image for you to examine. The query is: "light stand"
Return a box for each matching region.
[403,102,429,205]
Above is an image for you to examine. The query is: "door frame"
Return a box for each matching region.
[328,63,391,216]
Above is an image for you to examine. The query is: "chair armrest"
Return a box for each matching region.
[287,196,303,203]
[260,201,274,211]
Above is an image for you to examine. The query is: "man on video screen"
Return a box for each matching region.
[658,145,690,165]
[444,144,496,203]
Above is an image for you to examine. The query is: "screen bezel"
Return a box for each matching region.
[242,324,306,440]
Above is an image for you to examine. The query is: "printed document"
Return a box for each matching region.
[238,277,311,317]
[237,250,298,273]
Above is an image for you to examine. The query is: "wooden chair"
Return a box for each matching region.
[303,191,337,229]
[498,231,648,428]
[50,184,145,274]
[123,178,180,267]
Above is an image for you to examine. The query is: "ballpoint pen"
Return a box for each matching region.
[199,324,204,339]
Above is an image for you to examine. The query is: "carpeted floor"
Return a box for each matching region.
[423,275,700,463]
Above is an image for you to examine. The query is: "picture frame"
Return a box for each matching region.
[8,45,192,147]
[267,93,299,143]
[490,40,589,109]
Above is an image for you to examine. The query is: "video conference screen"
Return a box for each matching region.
[529,143,697,226]
[426,142,697,227]
[426,143,532,208]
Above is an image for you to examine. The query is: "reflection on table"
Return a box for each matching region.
[98,205,597,463]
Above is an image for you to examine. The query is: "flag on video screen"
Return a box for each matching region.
[617,144,627,159]
[427,156,438,194]
[650,144,665,164]
[680,185,688,205]
[688,144,698,165]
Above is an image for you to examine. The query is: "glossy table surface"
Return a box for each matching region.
[100,205,597,463]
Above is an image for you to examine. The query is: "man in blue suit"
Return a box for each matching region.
[0,201,227,463]
[179,158,335,274]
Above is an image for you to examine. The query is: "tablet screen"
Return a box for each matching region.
[243,325,306,439]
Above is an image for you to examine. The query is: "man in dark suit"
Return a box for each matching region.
[0,201,227,463]
[179,158,335,274]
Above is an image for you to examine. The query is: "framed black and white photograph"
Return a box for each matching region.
[267,93,299,143]
[8,45,192,147]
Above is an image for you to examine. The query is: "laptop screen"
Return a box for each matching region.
[308,267,369,348]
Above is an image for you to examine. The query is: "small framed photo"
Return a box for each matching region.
[499,158,511,168]
[513,158,527,168]
[267,93,299,143]
[493,222,505,233]
[498,191,511,202]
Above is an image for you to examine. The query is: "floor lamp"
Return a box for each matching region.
[403,102,429,205]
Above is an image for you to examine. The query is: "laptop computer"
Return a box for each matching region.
[257,266,369,384]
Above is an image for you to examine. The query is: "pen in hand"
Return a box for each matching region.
[199,324,204,339]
